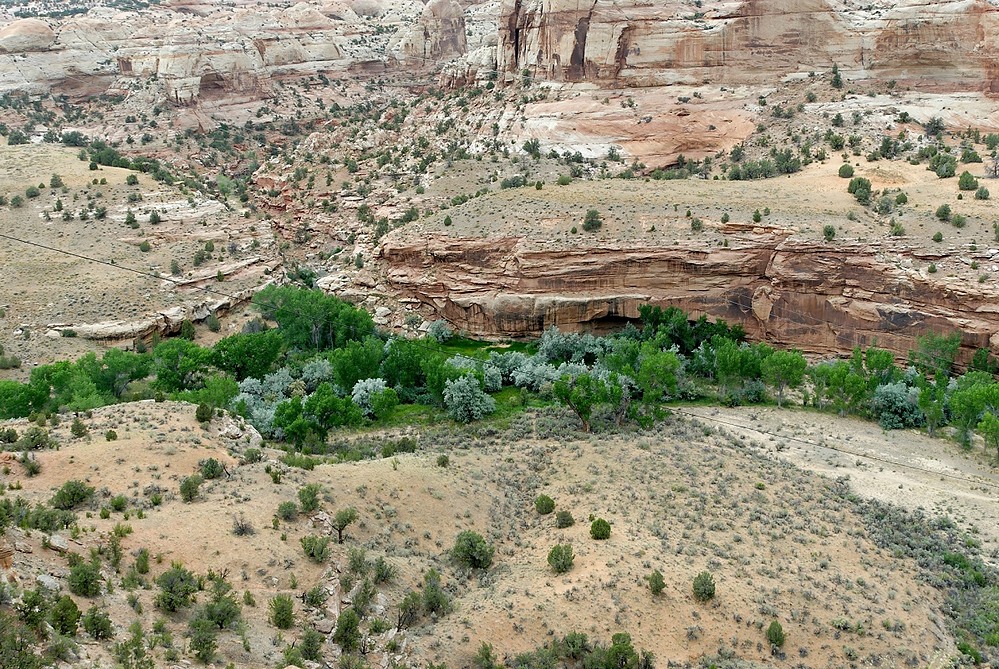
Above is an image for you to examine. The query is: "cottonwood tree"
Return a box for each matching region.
[761,349,807,407]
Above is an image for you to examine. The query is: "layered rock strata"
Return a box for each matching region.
[378,234,999,361]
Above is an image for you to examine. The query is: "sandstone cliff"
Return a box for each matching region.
[498,0,999,92]
[0,0,471,105]
[378,234,999,361]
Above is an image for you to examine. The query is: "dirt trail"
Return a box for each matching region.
[680,405,999,563]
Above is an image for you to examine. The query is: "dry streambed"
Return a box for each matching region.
[682,405,999,562]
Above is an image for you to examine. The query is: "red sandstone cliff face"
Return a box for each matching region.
[378,234,999,361]
[498,0,999,92]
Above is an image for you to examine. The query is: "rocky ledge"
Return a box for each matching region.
[378,233,999,362]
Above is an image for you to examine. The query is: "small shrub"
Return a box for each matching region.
[232,515,255,536]
[766,620,786,648]
[692,571,715,602]
[195,403,213,423]
[297,484,321,513]
[932,231,943,243]
[374,557,396,584]
[837,163,854,178]
[333,607,361,651]
[269,595,294,629]
[452,531,495,569]
[547,544,574,574]
[590,518,611,540]
[582,209,602,232]
[935,203,951,221]
[69,561,102,597]
[51,480,95,510]
[179,475,202,503]
[276,501,298,521]
[958,170,979,191]
[975,186,990,200]
[534,494,555,515]
[436,454,449,468]
[648,570,665,596]
[155,563,198,611]
[82,607,114,639]
[301,535,331,563]
[199,458,224,479]
[138,241,151,253]
[70,418,88,438]
[104,430,117,441]
[555,510,575,528]
[49,595,81,636]
[822,225,835,241]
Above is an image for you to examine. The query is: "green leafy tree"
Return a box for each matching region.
[211,331,283,381]
[151,339,211,392]
[636,345,680,405]
[332,507,359,543]
[950,377,999,447]
[918,384,947,436]
[553,373,602,433]
[910,332,961,381]
[452,531,495,569]
[253,285,374,351]
[761,349,807,407]
[978,411,999,461]
[329,337,384,390]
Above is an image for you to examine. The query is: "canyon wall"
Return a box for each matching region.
[378,234,999,361]
[0,0,471,105]
[497,0,999,92]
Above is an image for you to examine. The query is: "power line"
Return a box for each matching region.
[0,226,980,374]
[0,232,259,307]
[5,228,999,492]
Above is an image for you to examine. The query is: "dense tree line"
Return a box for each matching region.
[3,288,998,460]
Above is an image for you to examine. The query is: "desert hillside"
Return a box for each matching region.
[4,399,994,668]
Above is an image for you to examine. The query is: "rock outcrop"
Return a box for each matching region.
[498,0,999,92]
[378,234,999,362]
[0,0,468,105]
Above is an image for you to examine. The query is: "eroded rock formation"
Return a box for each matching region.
[497,0,999,92]
[378,234,999,361]
[0,0,469,105]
